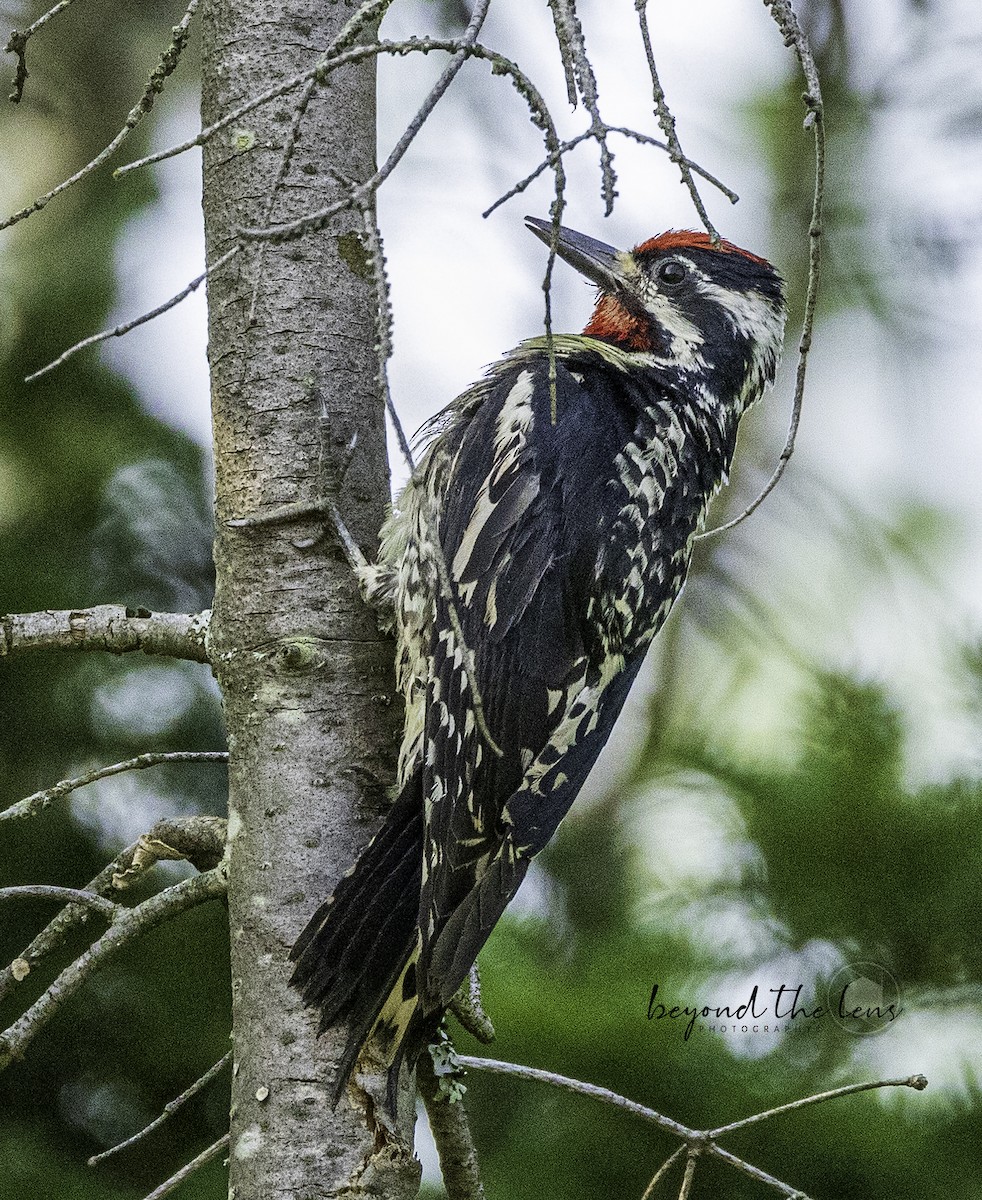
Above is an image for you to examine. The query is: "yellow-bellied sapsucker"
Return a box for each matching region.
[290,217,787,1107]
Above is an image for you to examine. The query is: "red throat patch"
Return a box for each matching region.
[582,294,652,350]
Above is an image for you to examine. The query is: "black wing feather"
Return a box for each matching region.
[415,358,652,1008]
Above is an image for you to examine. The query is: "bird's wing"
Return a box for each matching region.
[412,355,647,1005]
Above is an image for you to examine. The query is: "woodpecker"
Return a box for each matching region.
[290,216,786,1108]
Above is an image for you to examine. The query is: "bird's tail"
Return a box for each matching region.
[289,776,424,1106]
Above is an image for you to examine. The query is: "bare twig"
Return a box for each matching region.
[89,1051,232,1167]
[237,38,560,244]
[483,126,738,219]
[640,1145,686,1200]
[449,962,495,1044]
[1,752,228,823]
[115,0,394,180]
[677,1150,699,1200]
[1,0,200,229]
[456,1057,694,1139]
[0,867,228,1074]
[112,815,228,886]
[418,1052,485,1200]
[141,1133,230,1200]
[547,0,616,213]
[707,1073,929,1138]
[698,0,824,539]
[25,246,240,382]
[634,0,719,242]
[4,0,75,102]
[0,605,211,663]
[457,1057,928,1200]
[0,886,119,919]
[0,842,140,1004]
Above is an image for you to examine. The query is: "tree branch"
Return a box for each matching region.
[24,246,240,382]
[635,0,719,242]
[1,0,200,227]
[482,126,738,220]
[456,1057,928,1200]
[0,752,228,823]
[698,0,824,538]
[4,0,75,103]
[140,1133,229,1200]
[111,815,228,885]
[237,38,560,244]
[0,605,210,662]
[0,841,140,1004]
[0,886,119,919]
[89,1051,232,1167]
[418,1052,485,1200]
[0,817,227,1005]
[641,1145,686,1200]
[547,0,616,213]
[0,866,228,1074]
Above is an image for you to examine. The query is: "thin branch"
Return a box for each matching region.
[141,1133,230,1200]
[0,819,227,1007]
[89,1051,232,1167]
[547,0,616,213]
[634,0,719,242]
[483,126,738,219]
[115,10,465,183]
[449,962,495,1044]
[226,496,335,531]
[418,1052,485,1200]
[25,246,241,382]
[697,0,824,538]
[114,0,392,181]
[0,752,228,823]
[698,1143,809,1198]
[707,1074,929,1138]
[0,886,119,919]
[677,1150,699,1200]
[640,1145,686,1200]
[0,867,228,1074]
[457,1057,927,1200]
[237,38,560,244]
[0,0,199,229]
[4,0,75,103]
[112,816,229,886]
[0,605,211,663]
[457,1057,695,1139]
[0,842,140,1005]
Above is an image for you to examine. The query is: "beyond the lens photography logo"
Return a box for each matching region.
[647,962,903,1041]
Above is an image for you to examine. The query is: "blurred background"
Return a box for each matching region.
[1,0,980,1196]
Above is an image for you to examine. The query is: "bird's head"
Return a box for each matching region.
[525,216,786,406]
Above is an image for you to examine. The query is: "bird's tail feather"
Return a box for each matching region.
[290,776,424,1106]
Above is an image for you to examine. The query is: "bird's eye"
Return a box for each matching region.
[657,259,687,286]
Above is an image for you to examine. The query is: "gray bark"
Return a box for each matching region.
[200,1,419,1195]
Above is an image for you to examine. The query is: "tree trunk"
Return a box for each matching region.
[199,1,419,1195]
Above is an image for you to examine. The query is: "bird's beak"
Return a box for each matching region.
[524,216,631,294]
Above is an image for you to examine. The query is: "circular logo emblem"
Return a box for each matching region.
[827,962,902,1035]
